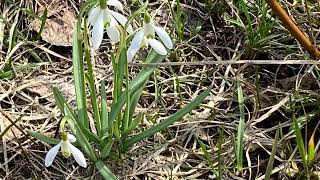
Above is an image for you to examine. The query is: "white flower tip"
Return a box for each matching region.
[127,25,133,34]
[148,39,167,56]
[44,143,61,168]
[45,160,51,167]
[107,0,123,11]
[69,143,87,168]
[127,51,135,63]
[154,26,173,50]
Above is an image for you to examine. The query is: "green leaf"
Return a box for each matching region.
[36,8,48,40]
[73,21,89,128]
[236,80,245,171]
[100,139,114,159]
[123,85,212,149]
[26,130,59,144]
[198,138,217,176]
[122,112,144,137]
[109,51,165,124]
[64,106,98,162]
[128,85,145,127]
[95,160,118,180]
[265,128,279,180]
[293,116,308,175]
[100,80,110,137]
[53,87,73,116]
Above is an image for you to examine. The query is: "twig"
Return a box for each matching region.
[266,0,320,58]
[129,60,320,67]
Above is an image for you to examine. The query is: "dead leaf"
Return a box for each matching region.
[30,0,76,46]
[31,9,76,46]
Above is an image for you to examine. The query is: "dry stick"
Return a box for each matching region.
[128,60,320,67]
[266,0,320,58]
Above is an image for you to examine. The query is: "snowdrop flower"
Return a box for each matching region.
[45,133,87,168]
[88,0,133,49]
[127,13,173,62]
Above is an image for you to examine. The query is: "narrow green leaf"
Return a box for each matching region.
[53,87,71,115]
[109,51,165,124]
[293,116,308,175]
[198,138,217,176]
[95,160,118,180]
[122,112,144,137]
[265,128,279,180]
[124,85,212,149]
[26,130,59,144]
[100,139,114,159]
[308,135,315,161]
[127,85,146,126]
[217,127,224,180]
[100,80,110,137]
[73,21,89,128]
[236,80,245,171]
[64,107,97,162]
[36,8,48,40]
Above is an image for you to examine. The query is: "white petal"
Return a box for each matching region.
[45,143,61,167]
[106,25,120,43]
[92,14,104,49]
[110,10,133,33]
[67,134,76,143]
[147,39,167,55]
[154,26,173,49]
[127,30,144,62]
[110,16,119,27]
[88,7,101,26]
[107,0,123,10]
[68,142,87,168]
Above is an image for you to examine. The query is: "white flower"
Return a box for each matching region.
[127,17,173,62]
[45,133,87,168]
[88,0,133,49]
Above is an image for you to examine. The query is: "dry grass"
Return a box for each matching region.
[1,0,320,179]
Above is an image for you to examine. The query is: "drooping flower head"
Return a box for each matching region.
[127,12,173,62]
[88,0,133,49]
[45,132,87,168]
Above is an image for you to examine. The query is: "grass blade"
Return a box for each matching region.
[36,8,47,40]
[198,138,217,176]
[265,128,279,180]
[293,116,308,175]
[217,127,224,180]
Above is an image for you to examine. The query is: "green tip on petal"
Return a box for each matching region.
[144,12,151,23]
[60,132,68,141]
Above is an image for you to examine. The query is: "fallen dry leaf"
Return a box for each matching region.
[31,10,76,46]
[30,0,76,46]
